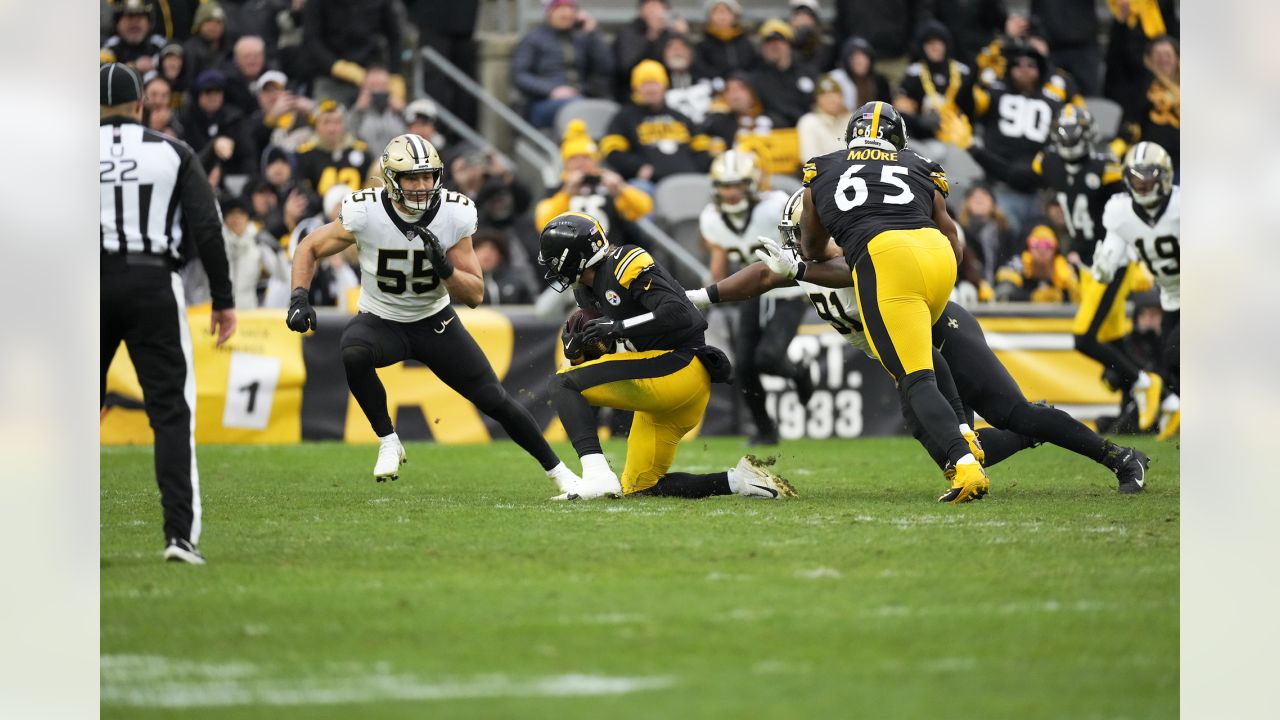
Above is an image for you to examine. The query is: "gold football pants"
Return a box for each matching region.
[556,349,710,494]
[852,228,958,380]
[1072,263,1148,343]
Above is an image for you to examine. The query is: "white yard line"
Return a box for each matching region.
[101,655,675,708]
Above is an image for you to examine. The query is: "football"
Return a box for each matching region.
[564,307,610,364]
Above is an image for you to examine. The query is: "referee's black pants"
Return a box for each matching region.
[101,261,201,545]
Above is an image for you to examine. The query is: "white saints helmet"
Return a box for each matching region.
[710,148,762,215]
[778,187,805,249]
[381,134,444,212]
[1121,141,1174,208]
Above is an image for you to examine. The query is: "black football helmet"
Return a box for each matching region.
[537,212,609,292]
[1050,105,1096,164]
[844,101,908,151]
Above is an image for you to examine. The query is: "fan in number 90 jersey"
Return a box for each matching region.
[803,146,951,266]
[339,186,478,322]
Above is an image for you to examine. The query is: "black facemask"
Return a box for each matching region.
[371,91,390,113]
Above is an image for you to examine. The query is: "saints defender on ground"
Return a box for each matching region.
[1093,141,1180,439]
[538,211,794,500]
[701,149,814,445]
[690,189,1150,493]
[800,101,988,503]
[288,134,581,490]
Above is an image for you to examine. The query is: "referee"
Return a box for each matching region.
[100,63,236,565]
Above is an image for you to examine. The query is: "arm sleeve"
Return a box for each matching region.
[177,147,234,310]
[966,145,1042,191]
[626,267,706,340]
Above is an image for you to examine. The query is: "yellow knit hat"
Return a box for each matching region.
[631,59,670,92]
[560,119,598,162]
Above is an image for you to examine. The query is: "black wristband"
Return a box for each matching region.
[705,284,721,304]
[794,262,807,281]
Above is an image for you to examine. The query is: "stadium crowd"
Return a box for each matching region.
[101,0,1178,313]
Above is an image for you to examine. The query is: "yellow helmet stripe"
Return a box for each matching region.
[868,101,884,141]
[561,211,606,238]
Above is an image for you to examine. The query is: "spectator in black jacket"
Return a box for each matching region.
[221,35,269,116]
[932,0,1009,68]
[662,33,716,124]
[472,229,540,306]
[407,0,481,128]
[752,19,817,128]
[182,1,230,84]
[510,0,614,129]
[600,60,714,189]
[246,70,313,154]
[1122,35,1179,170]
[304,0,405,108]
[1030,0,1102,96]
[182,69,257,179]
[696,0,758,89]
[613,0,690,101]
[788,0,835,72]
[895,21,977,145]
[157,43,189,110]
[101,0,167,73]
[1103,0,1178,110]
[833,0,934,84]
[829,36,893,110]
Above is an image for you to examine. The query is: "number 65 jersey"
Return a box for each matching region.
[339,187,478,322]
[1093,186,1180,311]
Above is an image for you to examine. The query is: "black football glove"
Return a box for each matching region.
[285,287,316,333]
[562,328,587,361]
[420,229,455,280]
[580,317,623,346]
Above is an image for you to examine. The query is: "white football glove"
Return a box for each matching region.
[753,236,801,280]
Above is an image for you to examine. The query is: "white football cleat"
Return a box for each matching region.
[163,537,206,565]
[732,455,796,499]
[373,438,407,482]
[577,470,623,500]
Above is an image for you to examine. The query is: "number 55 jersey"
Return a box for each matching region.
[339,186,478,321]
[1093,186,1180,311]
[803,146,951,266]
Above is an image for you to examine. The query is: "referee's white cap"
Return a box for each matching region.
[100,63,142,106]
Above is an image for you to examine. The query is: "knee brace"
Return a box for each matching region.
[341,344,376,373]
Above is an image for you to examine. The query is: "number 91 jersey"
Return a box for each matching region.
[340,187,478,322]
[803,146,949,266]
[1095,187,1180,311]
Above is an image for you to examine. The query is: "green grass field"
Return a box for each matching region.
[101,436,1178,719]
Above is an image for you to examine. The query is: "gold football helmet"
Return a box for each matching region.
[778,187,805,249]
[381,134,444,212]
[1121,141,1174,208]
[710,149,761,215]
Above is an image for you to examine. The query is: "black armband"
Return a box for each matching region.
[794,262,808,281]
[705,284,721,304]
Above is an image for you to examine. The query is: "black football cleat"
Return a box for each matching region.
[1113,446,1150,493]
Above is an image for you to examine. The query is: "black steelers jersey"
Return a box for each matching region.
[1033,149,1122,266]
[573,244,707,352]
[803,146,951,266]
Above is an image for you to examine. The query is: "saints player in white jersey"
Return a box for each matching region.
[700,149,814,445]
[688,188,1152,493]
[288,134,582,490]
[1093,141,1180,438]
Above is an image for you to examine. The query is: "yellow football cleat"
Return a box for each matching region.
[1135,374,1163,432]
[961,428,985,465]
[938,462,990,504]
[1156,408,1180,441]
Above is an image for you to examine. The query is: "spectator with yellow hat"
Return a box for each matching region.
[599,60,716,190]
[536,120,654,251]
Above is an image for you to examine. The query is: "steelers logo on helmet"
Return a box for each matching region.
[537,211,610,292]
[381,134,444,212]
[844,101,908,151]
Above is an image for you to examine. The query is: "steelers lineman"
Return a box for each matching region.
[688,188,1151,493]
[288,134,581,490]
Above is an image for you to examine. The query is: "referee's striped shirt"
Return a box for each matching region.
[100,116,233,310]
